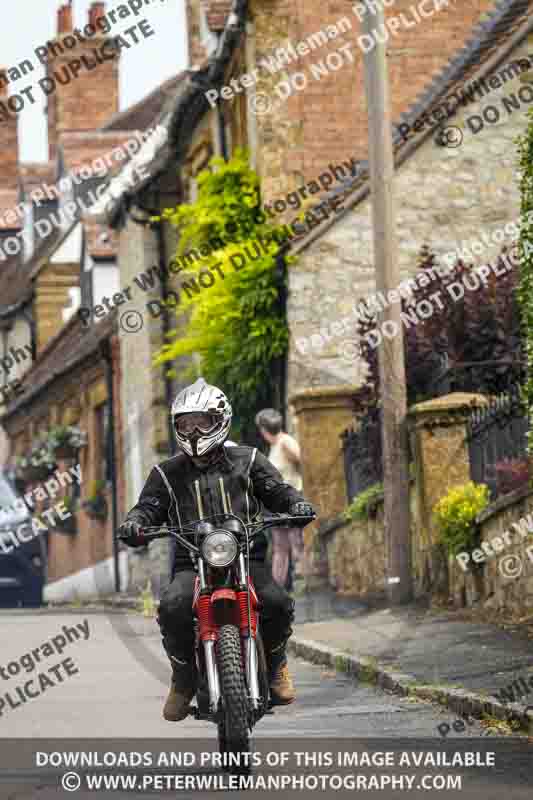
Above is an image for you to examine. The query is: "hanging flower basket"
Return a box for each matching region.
[47,425,88,459]
[82,482,108,521]
[14,447,56,485]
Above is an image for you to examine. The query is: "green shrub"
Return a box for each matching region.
[343,482,384,522]
[518,109,533,453]
[433,482,490,556]
[153,148,294,426]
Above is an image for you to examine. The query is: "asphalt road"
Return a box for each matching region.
[1,610,531,799]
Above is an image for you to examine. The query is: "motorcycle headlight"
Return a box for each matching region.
[201,531,238,568]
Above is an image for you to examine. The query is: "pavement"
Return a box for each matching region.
[290,592,533,734]
[2,608,533,798]
[0,606,489,740]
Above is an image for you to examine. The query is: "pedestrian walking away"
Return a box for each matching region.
[255,408,305,590]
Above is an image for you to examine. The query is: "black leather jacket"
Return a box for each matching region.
[124,445,306,571]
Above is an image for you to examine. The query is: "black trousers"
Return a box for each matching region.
[157,562,294,680]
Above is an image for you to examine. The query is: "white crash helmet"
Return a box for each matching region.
[171,378,232,458]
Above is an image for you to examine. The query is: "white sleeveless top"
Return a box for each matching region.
[268,433,302,492]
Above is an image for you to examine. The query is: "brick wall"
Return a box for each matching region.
[186,0,205,66]
[249,0,497,204]
[4,336,124,590]
[0,79,19,192]
[45,3,120,161]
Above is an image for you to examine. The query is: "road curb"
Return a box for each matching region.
[289,635,533,734]
[0,597,141,614]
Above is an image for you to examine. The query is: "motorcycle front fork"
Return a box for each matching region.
[199,554,262,716]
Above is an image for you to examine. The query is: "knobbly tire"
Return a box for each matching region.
[216,624,250,775]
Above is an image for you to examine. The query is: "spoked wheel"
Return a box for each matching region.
[216,624,250,775]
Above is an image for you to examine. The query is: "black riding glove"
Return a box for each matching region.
[117,519,146,548]
[289,502,316,526]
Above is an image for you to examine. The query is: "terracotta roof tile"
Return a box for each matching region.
[102,72,187,133]
[2,312,117,419]
[59,131,140,176]
[0,224,65,308]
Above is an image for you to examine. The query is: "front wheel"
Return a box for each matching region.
[216,624,250,773]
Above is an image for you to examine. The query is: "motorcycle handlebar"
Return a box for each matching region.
[120,513,316,545]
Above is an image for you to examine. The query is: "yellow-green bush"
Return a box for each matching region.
[433,482,490,556]
[153,148,294,429]
[343,482,384,522]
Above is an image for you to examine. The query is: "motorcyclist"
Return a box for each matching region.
[117,378,315,722]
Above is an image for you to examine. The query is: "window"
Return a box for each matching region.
[0,475,17,509]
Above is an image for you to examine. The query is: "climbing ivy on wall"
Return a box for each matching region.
[518,110,533,452]
[153,149,294,429]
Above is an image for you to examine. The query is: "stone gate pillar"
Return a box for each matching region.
[408,392,487,599]
[290,385,358,588]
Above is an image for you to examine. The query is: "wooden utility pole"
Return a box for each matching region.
[361,3,412,604]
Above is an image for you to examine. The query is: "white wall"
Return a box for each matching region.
[93,263,120,309]
[43,552,129,602]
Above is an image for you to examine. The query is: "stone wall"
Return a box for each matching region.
[323,487,419,601]
[323,505,387,602]
[287,33,533,399]
[320,391,533,618]
[449,488,533,617]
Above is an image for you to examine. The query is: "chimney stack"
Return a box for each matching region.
[57,3,73,34]
[89,2,106,27]
[0,68,20,194]
[46,1,118,162]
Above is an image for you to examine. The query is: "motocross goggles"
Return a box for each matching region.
[174,412,220,436]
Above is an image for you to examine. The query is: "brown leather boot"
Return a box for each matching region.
[163,682,194,722]
[270,662,296,705]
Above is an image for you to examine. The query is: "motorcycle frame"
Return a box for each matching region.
[194,550,263,720]
[136,513,313,726]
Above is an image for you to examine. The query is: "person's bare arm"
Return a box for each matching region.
[281,434,300,467]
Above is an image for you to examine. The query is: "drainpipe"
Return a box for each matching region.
[20,308,37,361]
[217,100,228,161]
[100,338,120,593]
[1,327,8,389]
[154,215,176,453]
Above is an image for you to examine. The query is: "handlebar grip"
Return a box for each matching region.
[117,529,169,546]
[137,530,169,542]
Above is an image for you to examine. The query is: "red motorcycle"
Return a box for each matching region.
[140,512,314,767]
